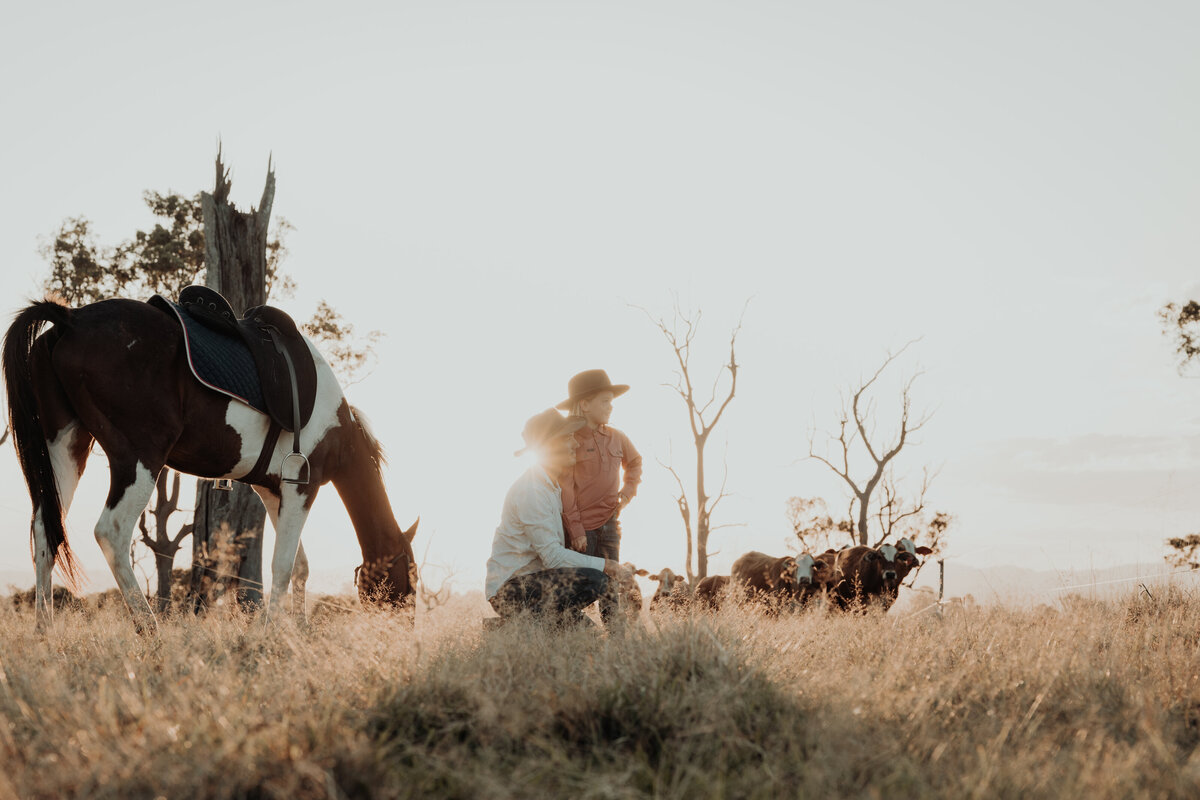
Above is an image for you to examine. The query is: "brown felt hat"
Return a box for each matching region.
[514,409,588,456]
[555,369,630,411]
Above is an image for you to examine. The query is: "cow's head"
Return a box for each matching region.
[774,556,799,588]
[860,546,904,593]
[794,553,817,586]
[614,563,649,619]
[891,538,934,581]
[810,553,841,588]
[793,552,842,599]
[648,567,686,596]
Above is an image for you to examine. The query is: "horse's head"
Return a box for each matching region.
[354,518,420,611]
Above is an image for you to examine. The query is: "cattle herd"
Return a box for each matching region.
[612,537,935,616]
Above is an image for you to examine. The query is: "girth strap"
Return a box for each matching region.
[242,420,283,486]
[262,325,310,485]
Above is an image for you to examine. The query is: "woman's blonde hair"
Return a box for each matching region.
[570,391,600,419]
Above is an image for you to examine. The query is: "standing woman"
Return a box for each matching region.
[558,370,644,624]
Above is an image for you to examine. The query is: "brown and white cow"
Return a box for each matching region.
[648,568,691,611]
[693,575,730,610]
[832,538,932,611]
[790,550,843,609]
[882,537,933,591]
[610,563,649,622]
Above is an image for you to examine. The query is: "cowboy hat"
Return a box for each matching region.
[514,409,588,456]
[555,369,630,411]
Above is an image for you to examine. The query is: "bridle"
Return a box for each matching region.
[354,551,417,597]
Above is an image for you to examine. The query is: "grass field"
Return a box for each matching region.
[1,588,1199,799]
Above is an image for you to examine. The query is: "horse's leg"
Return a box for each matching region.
[94,459,161,635]
[292,542,310,618]
[253,484,316,622]
[32,422,94,631]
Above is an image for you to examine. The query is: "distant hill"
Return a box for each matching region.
[906,560,1200,607]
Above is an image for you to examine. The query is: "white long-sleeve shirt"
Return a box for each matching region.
[485,465,606,600]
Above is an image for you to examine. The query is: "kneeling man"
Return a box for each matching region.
[486,409,633,627]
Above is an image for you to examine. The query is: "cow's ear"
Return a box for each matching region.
[647,573,660,581]
[916,546,933,555]
[636,568,649,577]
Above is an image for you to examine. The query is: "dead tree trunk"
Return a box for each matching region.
[646,303,745,582]
[189,147,274,612]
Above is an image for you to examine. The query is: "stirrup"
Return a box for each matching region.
[213,478,234,491]
[281,452,310,485]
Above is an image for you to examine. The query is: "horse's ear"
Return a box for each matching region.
[403,517,419,543]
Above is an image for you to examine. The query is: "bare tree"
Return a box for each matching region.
[415,539,453,614]
[644,301,746,581]
[807,342,941,553]
[137,470,195,614]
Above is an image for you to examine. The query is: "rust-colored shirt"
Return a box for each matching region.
[561,424,643,542]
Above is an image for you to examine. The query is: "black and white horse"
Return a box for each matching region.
[3,297,418,633]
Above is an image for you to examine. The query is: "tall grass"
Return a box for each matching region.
[1,589,1199,799]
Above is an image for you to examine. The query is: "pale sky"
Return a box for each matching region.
[2,1,1199,599]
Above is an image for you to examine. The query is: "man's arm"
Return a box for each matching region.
[520,486,604,570]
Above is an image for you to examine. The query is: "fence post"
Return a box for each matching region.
[937,558,945,618]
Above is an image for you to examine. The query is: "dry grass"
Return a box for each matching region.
[0,588,1199,799]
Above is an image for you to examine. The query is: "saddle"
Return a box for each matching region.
[150,286,319,485]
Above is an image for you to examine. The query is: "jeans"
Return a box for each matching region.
[490,567,609,627]
[586,515,621,623]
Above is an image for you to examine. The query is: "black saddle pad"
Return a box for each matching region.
[150,295,268,414]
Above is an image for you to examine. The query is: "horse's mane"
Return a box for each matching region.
[349,405,388,468]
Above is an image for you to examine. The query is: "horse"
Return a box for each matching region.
[3,296,419,634]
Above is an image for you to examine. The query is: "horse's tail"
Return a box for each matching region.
[2,299,82,589]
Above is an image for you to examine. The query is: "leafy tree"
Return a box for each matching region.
[1165,533,1200,570]
[1157,303,1200,573]
[41,191,293,305]
[1159,300,1200,370]
[302,299,383,385]
[785,496,855,554]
